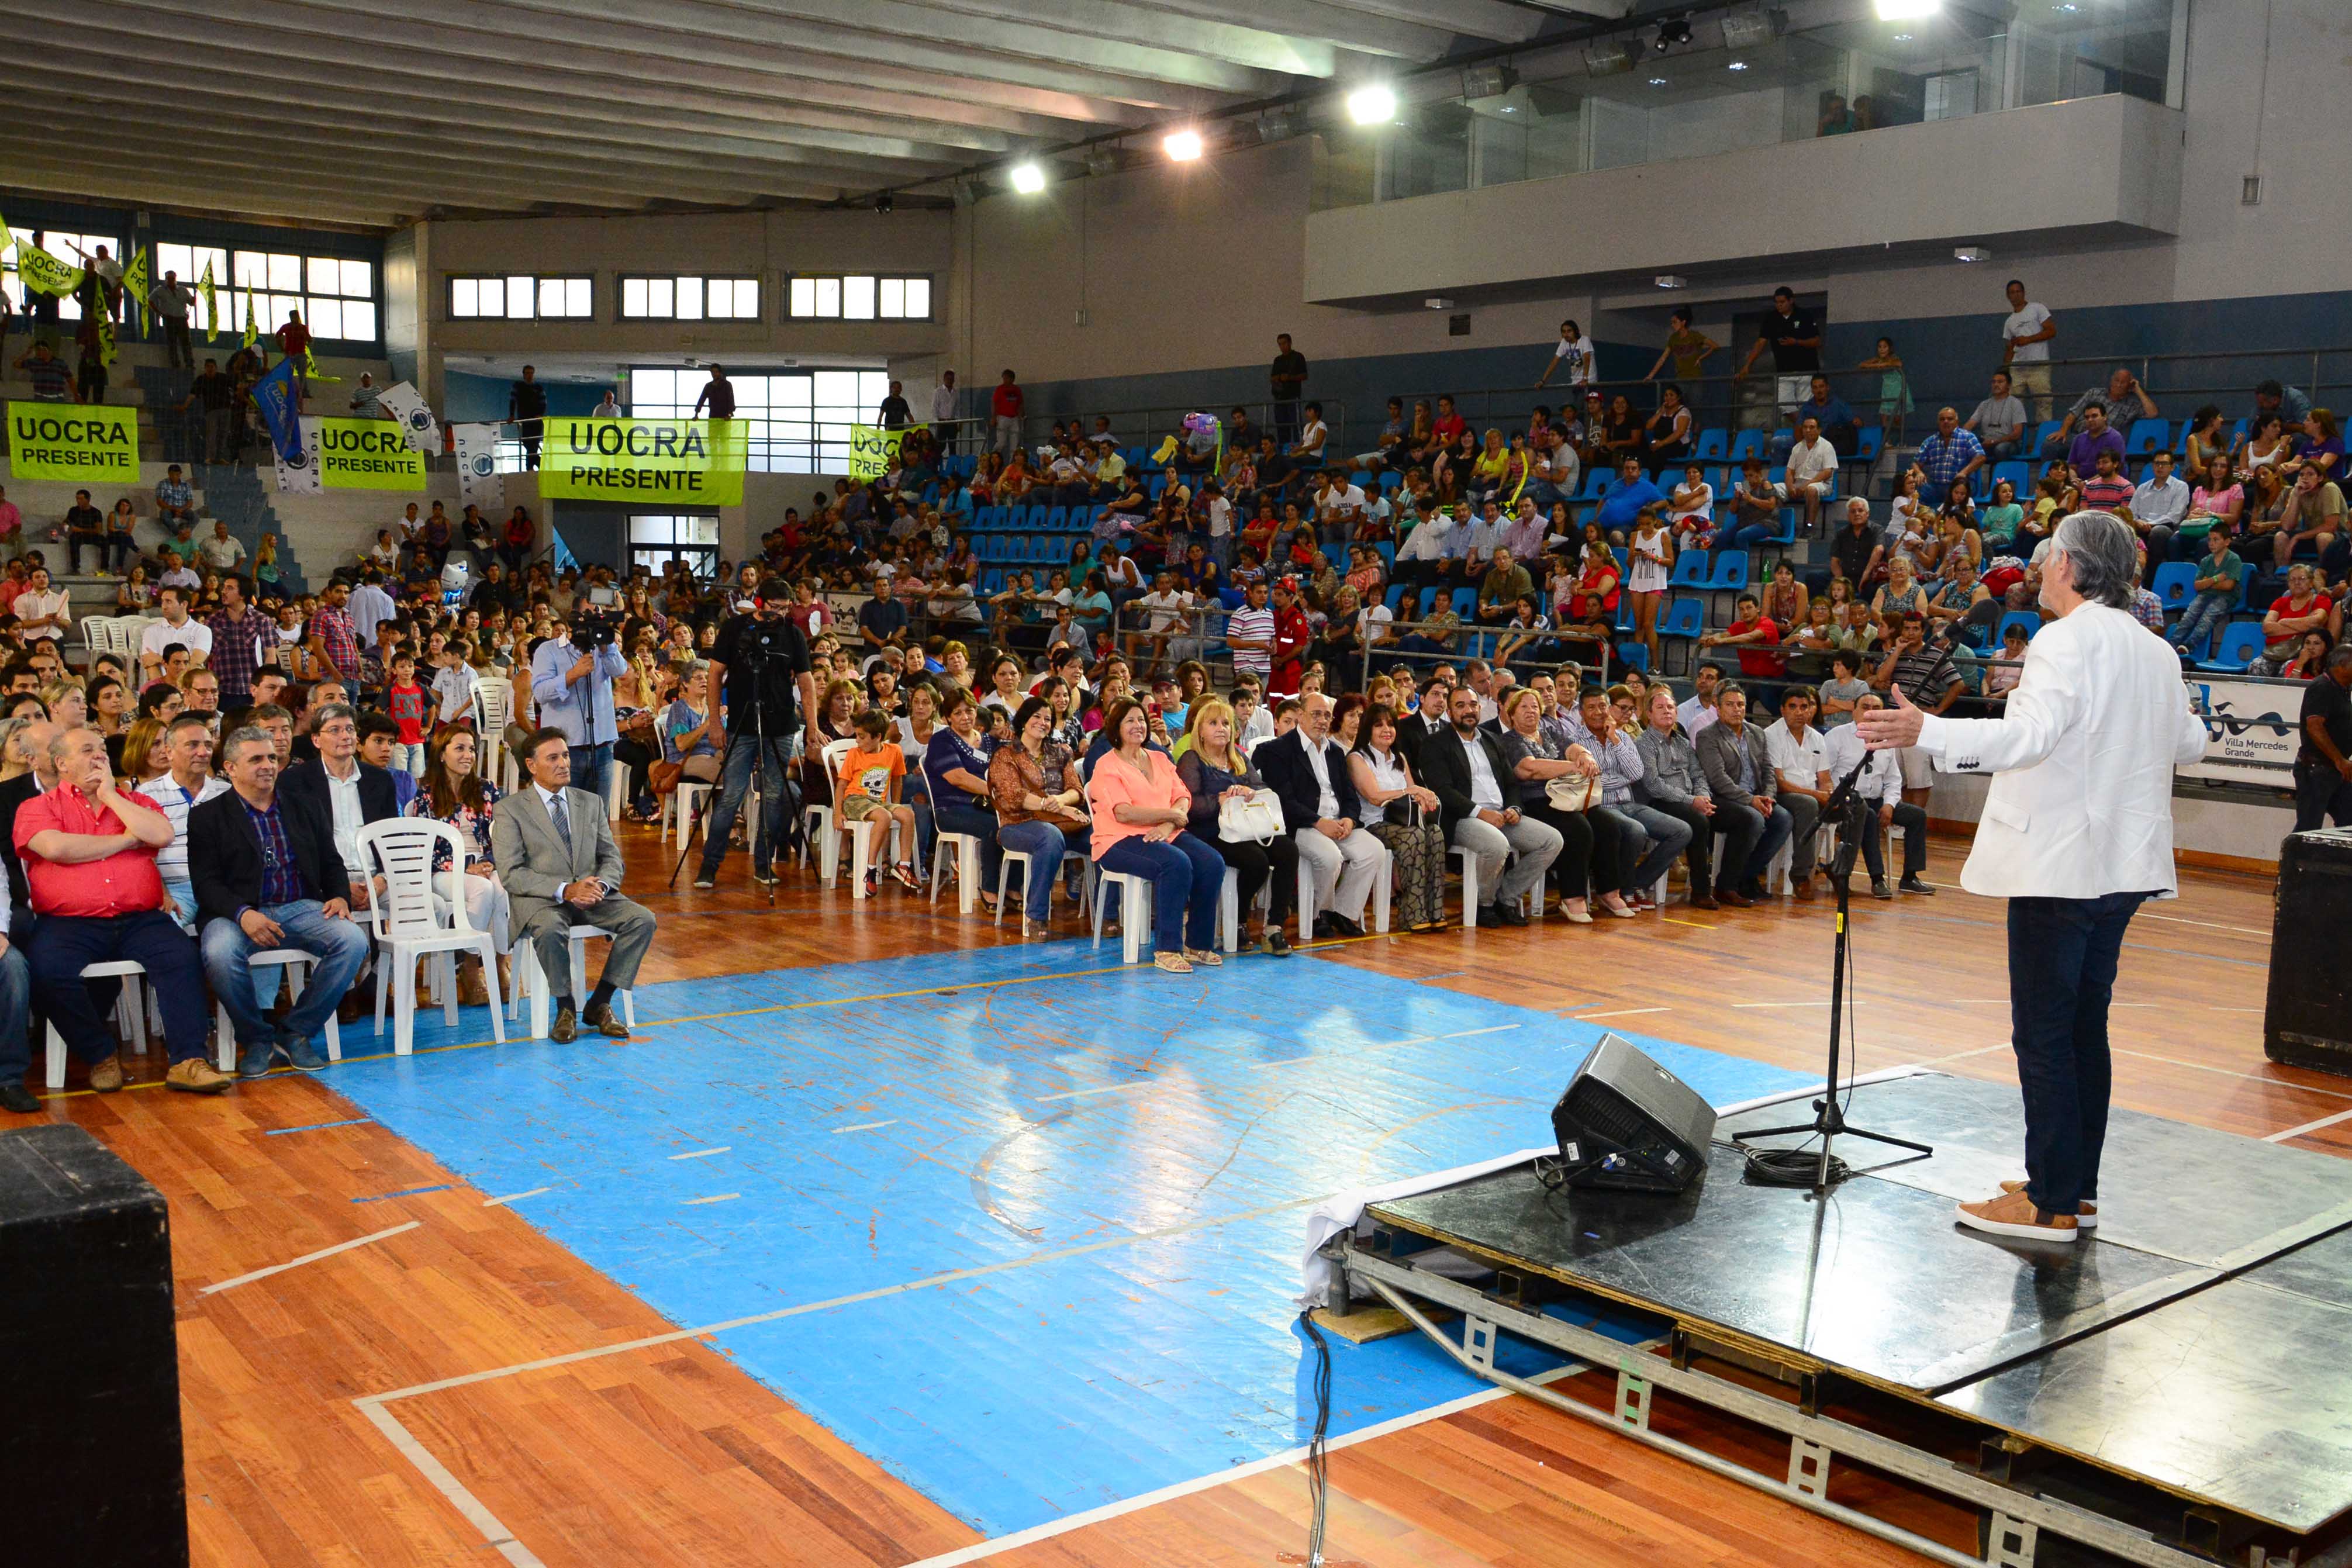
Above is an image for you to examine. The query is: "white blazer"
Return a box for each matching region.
[1913,603,2206,900]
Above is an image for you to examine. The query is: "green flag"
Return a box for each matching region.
[0,211,13,264]
[241,286,258,350]
[15,241,82,299]
[198,259,219,341]
[121,246,151,336]
[96,311,118,367]
[301,344,342,384]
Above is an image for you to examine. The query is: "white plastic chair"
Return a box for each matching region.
[511,924,637,1039]
[994,838,1071,927]
[42,960,149,1089]
[930,831,983,913]
[661,778,712,844]
[358,818,506,1057]
[1090,867,1155,962]
[475,676,513,788]
[1295,835,1393,938]
[1215,864,1270,953]
[818,738,898,896]
[212,949,341,1070]
[604,761,629,822]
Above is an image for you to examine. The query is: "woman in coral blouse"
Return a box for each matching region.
[1083,697,1226,975]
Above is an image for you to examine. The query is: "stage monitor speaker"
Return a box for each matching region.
[2267,827,2352,1077]
[1552,1032,1716,1194]
[0,1124,188,1566]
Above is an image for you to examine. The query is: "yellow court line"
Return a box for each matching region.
[1661,916,1717,930]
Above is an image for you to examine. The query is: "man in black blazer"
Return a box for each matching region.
[189,724,373,1076]
[1253,692,1383,937]
[0,718,60,927]
[1417,684,1560,926]
[277,702,401,909]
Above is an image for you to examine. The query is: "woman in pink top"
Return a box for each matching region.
[1083,697,1227,974]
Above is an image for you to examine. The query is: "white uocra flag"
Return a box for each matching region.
[376,379,441,455]
[453,422,501,506]
[274,416,323,494]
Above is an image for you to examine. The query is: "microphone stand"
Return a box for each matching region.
[1731,747,1933,1193]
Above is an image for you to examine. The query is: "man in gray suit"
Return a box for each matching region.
[1693,683,1794,905]
[491,727,656,1042]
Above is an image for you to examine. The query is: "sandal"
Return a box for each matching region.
[1153,952,1194,974]
[1183,948,1223,967]
[888,862,918,890]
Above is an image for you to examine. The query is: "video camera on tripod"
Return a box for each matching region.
[572,583,624,648]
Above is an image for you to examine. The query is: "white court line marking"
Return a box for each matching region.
[1572,1007,1671,1020]
[830,1120,898,1134]
[199,1221,419,1296]
[1439,1024,1521,1039]
[681,1193,740,1206]
[1730,999,1840,1008]
[1246,1056,1315,1071]
[482,1188,548,1208]
[357,1402,547,1568]
[2268,1106,2352,1144]
[1035,1079,1159,1103]
[899,1353,1616,1568]
[2209,1007,2264,1013]
[2112,1049,2352,1100]
[2137,911,2270,937]
[669,1146,730,1161]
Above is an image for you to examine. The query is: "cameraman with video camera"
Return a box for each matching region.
[692,577,818,889]
[530,586,632,802]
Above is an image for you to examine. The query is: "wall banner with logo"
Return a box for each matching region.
[7,402,139,484]
[315,416,427,490]
[537,417,748,506]
[2182,676,2299,786]
[848,423,902,481]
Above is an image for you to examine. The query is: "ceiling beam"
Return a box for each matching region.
[1303,0,1545,45]
[2,98,854,210]
[923,0,1460,65]
[47,0,1027,165]
[0,33,956,184]
[0,74,922,196]
[3,159,410,228]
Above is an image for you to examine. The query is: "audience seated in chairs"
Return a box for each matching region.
[188,726,373,1077]
[140,713,227,931]
[1831,695,1936,897]
[1255,693,1383,937]
[18,726,227,1096]
[1084,697,1227,974]
[491,728,655,1044]
[406,727,513,1004]
[989,696,1088,938]
[1175,697,1298,952]
[1347,703,1449,932]
[1424,686,1562,927]
[1633,685,1722,910]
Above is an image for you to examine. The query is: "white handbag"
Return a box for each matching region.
[1218,788,1287,845]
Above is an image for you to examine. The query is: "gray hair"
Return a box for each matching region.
[312,701,358,731]
[2047,510,2138,609]
[222,726,277,766]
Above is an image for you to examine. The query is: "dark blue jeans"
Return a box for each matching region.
[697,730,800,876]
[933,803,1003,894]
[1099,831,1223,954]
[2006,890,2150,1216]
[568,741,614,803]
[26,910,210,1067]
[997,820,1070,921]
[0,943,35,1087]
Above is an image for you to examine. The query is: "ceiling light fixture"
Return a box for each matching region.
[1726,59,1749,70]
[1163,128,1204,162]
[1655,14,1694,51]
[1656,274,1688,289]
[1461,63,1518,100]
[1009,163,1047,194]
[1953,245,1990,263]
[1345,84,1398,125]
[1649,77,1670,87]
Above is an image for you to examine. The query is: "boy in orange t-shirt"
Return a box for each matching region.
[837,709,918,892]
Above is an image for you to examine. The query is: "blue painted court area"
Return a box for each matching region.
[319,945,1805,1537]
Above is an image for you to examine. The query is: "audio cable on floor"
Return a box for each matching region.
[1296,1307,1332,1568]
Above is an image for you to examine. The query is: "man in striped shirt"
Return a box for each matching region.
[137,715,227,932]
[1226,579,1275,685]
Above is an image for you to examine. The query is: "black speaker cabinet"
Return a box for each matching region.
[2267,827,2352,1077]
[1552,1032,1718,1193]
[0,1124,188,1566]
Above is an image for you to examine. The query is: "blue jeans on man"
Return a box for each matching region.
[697,730,802,879]
[2005,891,2150,1216]
[997,820,1070,921]
[568,741,614,804]
[202,900,372,1075]
[26,911,212,1070]
[0,940,37,1090]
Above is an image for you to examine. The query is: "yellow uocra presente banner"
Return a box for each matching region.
[316,416,426,490]
[847,423,902,482]
[537,418,748,506]
[7,402,139,484]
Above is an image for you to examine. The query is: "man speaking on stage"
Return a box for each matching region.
[1859,511,2206,1244]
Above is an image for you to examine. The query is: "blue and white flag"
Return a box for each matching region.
[376,379,441,455]
[251,355,306,465]
[274,416,323,494]
[453,422,501,506]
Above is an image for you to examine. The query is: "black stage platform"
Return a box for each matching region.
[1333,1072,2352,1567]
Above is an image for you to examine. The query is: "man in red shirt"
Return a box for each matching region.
[990,369,1025,464]
[1701,592,1787,681]
[1431,393,1467,450]
[277,308,312,406]
[18,727,226,1094]
[1267,578,1312,699]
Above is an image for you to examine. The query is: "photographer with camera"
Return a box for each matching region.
[692,578,818,890]
[530,588,632,802]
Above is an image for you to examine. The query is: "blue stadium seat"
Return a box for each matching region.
[1449,588,1478,620]
[1852,427,1883,463]
[1670,551,1711,588]
[1380,471,1404,493]
[2195,621,2266,672]
[1659,596,1704,640]
[1373,541,1394,569]
[2151,561,2198,612]
[1615,641,1650,673]
[1998,610,2043,644]
[2029,420,2064,452]
[1990,460,2030,500]
[1384,583,1409,613]
[1694,427,1729,461]
[2126,418,2169,455]
[1045,505,1070,532]
[1708,553,1750,591]
[1578,468,1608,501]
[1729,429,1767,463]
[1418,588,1441,616]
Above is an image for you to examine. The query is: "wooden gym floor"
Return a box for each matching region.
[18,824,2325,1568]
